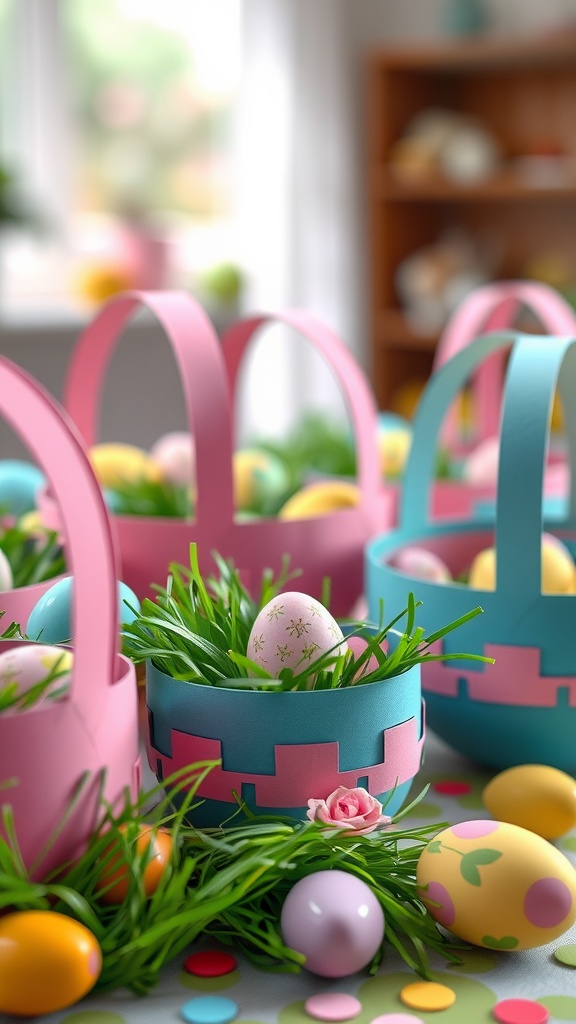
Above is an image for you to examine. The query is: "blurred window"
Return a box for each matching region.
[0,0,242,317]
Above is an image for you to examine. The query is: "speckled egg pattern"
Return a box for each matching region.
[416,819,576,950]
[247,592,347,677]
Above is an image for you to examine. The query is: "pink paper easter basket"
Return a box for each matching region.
[61,291,387,616]
[0,358,140,879]
[424,279,576,518]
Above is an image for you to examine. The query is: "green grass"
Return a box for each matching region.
[121,544,493,691]
[105,477,193,518]
[0,764,463,994]
[0,525,65,588]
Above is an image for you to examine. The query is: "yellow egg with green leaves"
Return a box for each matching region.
[417,819,576,950]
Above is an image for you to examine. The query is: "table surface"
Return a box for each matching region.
[23,731,576,1024]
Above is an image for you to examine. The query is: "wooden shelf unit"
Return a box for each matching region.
[365,31,576,412]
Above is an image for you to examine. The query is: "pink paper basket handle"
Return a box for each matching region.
[0,358,119,723]
[433,280,576,446]
[63,290,234,533]
[221,309,381,504]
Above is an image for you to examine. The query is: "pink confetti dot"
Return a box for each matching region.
[305,993,362,1021]
[493,997,549,1024]
[523,878,573,928]
[451,820,499,839]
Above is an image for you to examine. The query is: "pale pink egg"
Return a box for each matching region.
[463,435,499,486]
[149,432,195,487]
[247,592,348,679]
[392,545,452,584]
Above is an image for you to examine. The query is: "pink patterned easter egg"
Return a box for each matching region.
[0,644,73,711]
[247,592,348,679]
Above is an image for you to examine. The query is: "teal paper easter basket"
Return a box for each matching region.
[366,330,576,772]
[146,627,424,828]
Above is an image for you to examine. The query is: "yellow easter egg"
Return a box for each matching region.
[377,427,412,479]
[483,764,576,840]
[278,480,360,520]
[468,535,576,593]
[468,546,496,590]
[0,910,102,1016]
[417,819,576,950]
[551,391,564,433]
[74,262,134,306]
[89,443,162,490]
[390,378,426,420]
[17,509,51,542]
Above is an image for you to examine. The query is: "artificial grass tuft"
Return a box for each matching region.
[0,763,462,994]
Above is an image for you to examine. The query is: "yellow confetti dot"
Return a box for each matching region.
[400,981,456,1012]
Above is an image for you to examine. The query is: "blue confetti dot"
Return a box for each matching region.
[180,996,238,1024]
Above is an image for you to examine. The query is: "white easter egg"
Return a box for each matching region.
[247,592,348,678]
[0,644,73,708]
[150,432,195,487]
[0,548,13,591]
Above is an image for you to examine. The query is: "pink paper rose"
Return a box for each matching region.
[306,786,391,835]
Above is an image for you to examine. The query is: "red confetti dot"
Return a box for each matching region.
[433,780,472,796]
[184,951,238,978]
[493,998,549,1024]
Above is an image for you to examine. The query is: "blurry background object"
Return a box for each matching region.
[0,163,40,232]
[366,27,576,415]
[441,0,488,37]
[0,0,242,314]
[2,1,576,458]
[395,227,498,334]
[389,107,500,185]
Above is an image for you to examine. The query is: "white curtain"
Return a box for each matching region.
[234,0,363,443]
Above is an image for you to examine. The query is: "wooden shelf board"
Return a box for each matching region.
[368,30,576,74]
[374,170,576,203]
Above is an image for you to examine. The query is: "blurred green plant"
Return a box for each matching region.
[200,262,244,305]
[0,165,41,231]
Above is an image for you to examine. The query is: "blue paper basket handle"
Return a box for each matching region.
[400,330,576,598]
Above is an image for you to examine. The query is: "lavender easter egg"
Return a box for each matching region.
[280,869,385,977]
[247,592,348,678]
